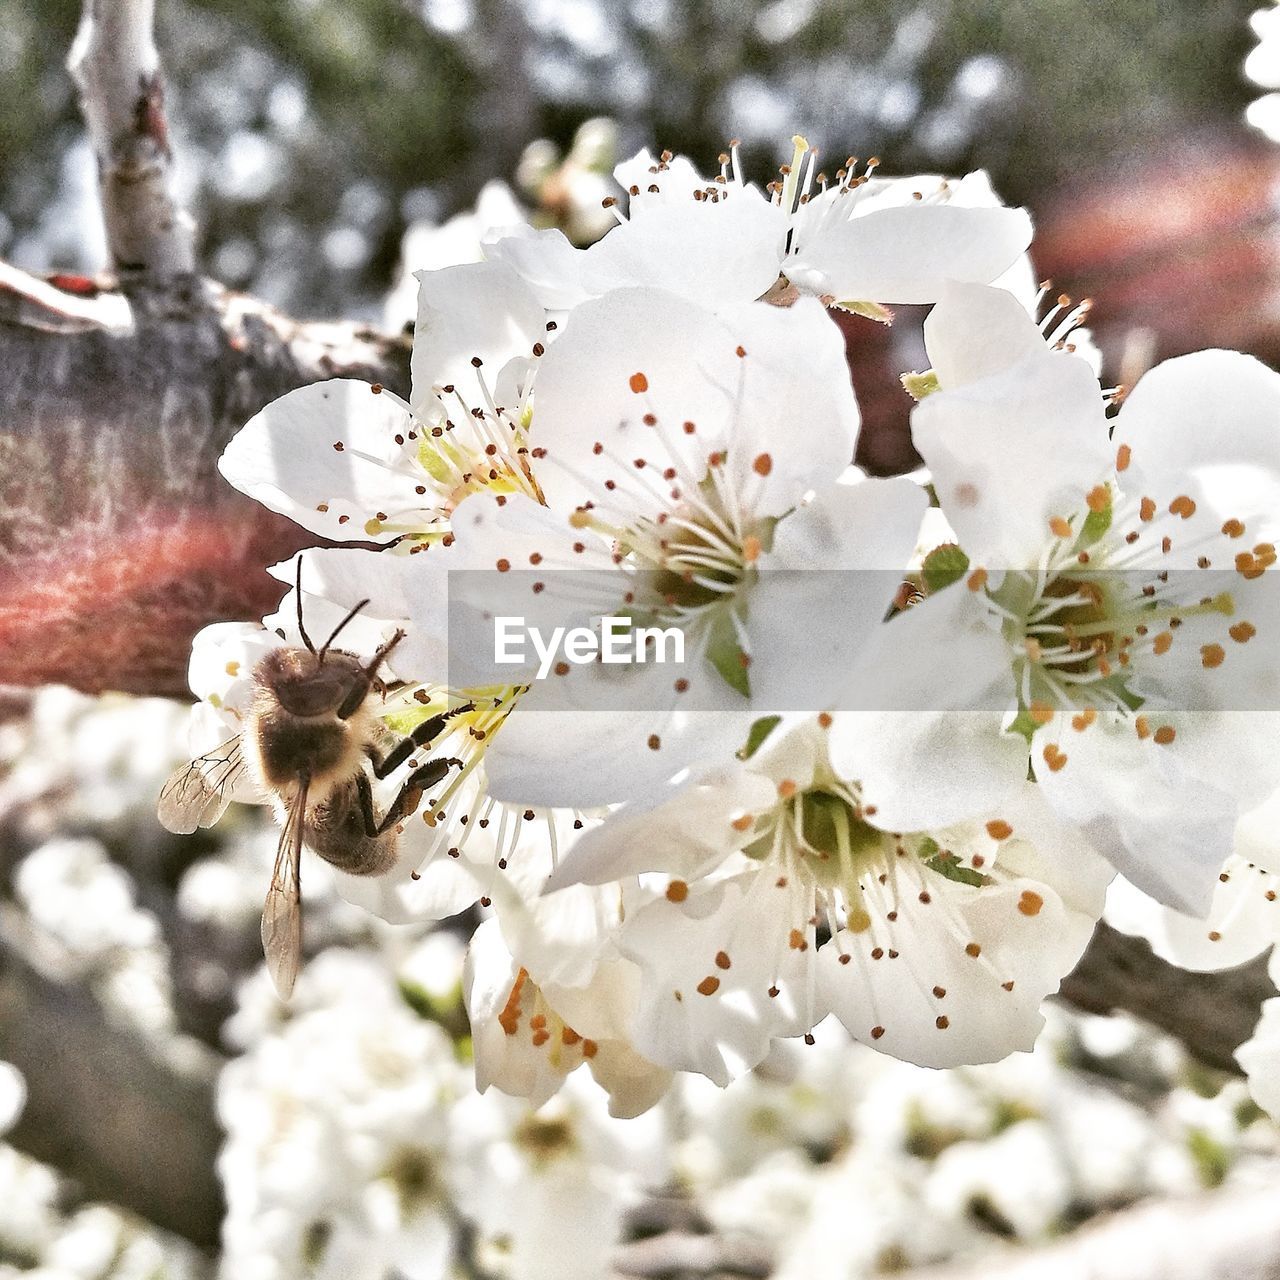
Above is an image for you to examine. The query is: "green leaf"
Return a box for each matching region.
[739,715,781,759]
[922,543,970,594]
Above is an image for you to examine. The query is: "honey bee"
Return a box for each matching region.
[158,579,464,998]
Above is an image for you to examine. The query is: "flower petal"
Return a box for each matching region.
[788,202,1032,305]
[1031,713,1237,916]
[829,586,1026,830]
[411,260,546,416]
[924,281,1048,388]
[544,764,777,890]
[821,795,1105,1067]
[531,289,855,519]
[1106,860,1280,972]
[1114,350,1280,526]
[619,872,817,1087]
[749,476,928,709]
[218,380,426,543]
[912,350,1111,568]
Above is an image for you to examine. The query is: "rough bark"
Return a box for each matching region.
[0,263,410,699]
[68,0,197,281]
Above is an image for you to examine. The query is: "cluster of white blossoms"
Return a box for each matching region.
[186,136,1280,1118]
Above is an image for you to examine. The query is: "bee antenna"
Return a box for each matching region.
[317,598,371,661]
[295,556,316,654]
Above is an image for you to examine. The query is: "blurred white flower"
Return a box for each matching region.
[448,1069,669,1280]
[386,180,527,328]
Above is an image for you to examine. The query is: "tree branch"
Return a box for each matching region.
[0,912,223,1248]
[68,0,197,281]
[0,263,410,698]
[1059,922,1274,1075]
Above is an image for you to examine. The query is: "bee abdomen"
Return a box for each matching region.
[305,781,399,877]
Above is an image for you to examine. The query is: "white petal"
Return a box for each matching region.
[788,203,1032,305]
[544,765,776,890]
[580,185,786,307]
[1031,714,1236,916]
[620,872,817,1086]
[1106,861,1279,972]
[499,881,625,990]
[1236,994,1280,1120]
[583,1039,674,1120]
[923,281,1048,388]
[430,492,618,688]
[1114,350,1280,521]
[410,260,546,415]
[911,350,1111,568]
[531,289,854,519]
[829,587,1026,830]
[331,843,484,924]
[482,665,751,809]
[483,225,596,311]
[1237,784,1280,876]
[821,799,1105,1066]
[464,918,572,1108]
[218,380,426,543]
[749,477,928,709]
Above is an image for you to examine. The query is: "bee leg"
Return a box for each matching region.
[367,702,475,780]
[354,771,385,839]
[373,756,457,834]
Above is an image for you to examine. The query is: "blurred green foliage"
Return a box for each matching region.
[0,0,1260,316]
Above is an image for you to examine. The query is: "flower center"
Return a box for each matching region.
[569,454,775,696]
[983,474,1252,728]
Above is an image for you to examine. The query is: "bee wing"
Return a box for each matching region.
[261,776,308,1000]
[157,736,247,834]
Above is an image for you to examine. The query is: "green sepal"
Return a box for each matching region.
[922,543,970,594]
[739,715,781,760]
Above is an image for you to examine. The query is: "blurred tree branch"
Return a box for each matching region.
[68,0,197,283]
[0,909,223,1248]
[1060,922,1274,1075]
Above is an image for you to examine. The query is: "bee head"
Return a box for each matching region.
[259,647,368,718]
